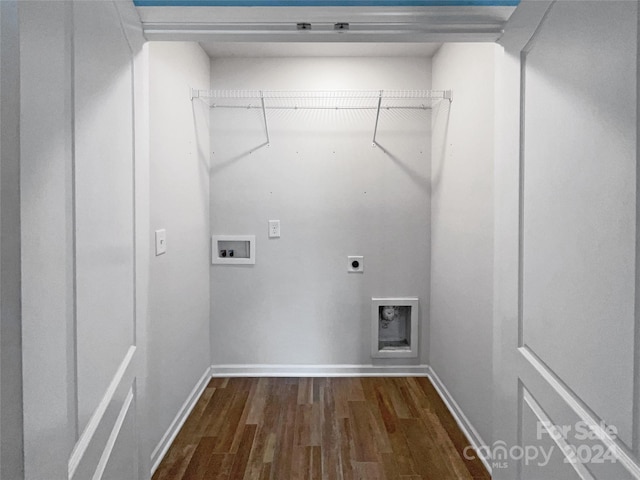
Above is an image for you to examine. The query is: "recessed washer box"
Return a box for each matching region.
[371,297,418,358]
[212,235,255,265]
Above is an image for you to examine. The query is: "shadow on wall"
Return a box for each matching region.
[373,142,431,194]
[430,99,452,193]
[209,142,269,177]
[192,98,213,213]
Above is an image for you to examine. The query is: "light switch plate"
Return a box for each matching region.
[155,229,167,256]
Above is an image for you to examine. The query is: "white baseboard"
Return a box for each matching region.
[150,366,212,476]
[426,366,492,475]
[210,364,430,377]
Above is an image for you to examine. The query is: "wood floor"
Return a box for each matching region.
[152,377,490,480]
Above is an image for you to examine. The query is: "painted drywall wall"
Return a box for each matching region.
[147,42,211,457]
[209,57,431,366]
[430,43,496,446]
[20,2,143,478]
[0,1,23,478]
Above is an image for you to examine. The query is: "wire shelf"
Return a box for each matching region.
[194,88,452,149]
[192,89,452,110]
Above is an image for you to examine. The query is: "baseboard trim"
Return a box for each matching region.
[150,366,212,476]
[426,366,492,475]
[210,364,430,377]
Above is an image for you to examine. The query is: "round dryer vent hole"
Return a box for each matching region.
[348,256,364,273]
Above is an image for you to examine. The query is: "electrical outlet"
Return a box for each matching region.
[268,220,281,238]
[348,256,364,273]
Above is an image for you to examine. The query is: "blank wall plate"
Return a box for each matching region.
[348,256,364,273]
[155,229,167,256]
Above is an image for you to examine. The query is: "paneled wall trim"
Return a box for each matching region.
[495,1,640,479]
[20,1,144,479]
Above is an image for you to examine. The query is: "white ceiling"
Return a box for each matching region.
[200,41,442,58]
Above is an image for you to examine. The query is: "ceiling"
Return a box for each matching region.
[200,41,442,58]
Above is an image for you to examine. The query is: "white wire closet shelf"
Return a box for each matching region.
[193,89,452,149]
[191,89,452,110]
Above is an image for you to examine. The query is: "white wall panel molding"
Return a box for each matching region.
[520,346,640,479]
[69,346,136,480]
[210,364,430,377]
[521,386,595,480]
[150,367,212,475]
[92,387,135,480]
[495,2,639,478]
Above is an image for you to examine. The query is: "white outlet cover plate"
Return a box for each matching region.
[268,220,281,238]
[348,256,364,273]
[155,229,167,256]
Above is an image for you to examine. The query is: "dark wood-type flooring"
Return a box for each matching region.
[152,377,490,480]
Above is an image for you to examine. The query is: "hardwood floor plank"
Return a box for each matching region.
[348,401,378,462]
[182,436,218,480]
[332,378,351,419]
[245,378,269,425]
[290,446,310,479]
[338,417,355,480]
[311,445,323,480]
[154,377,490,480]
[203,454,234,479]
[321,379,342,480]
[347,378,365,401]
[360,378,393,454]
[172,387,216,445]
[400,418,459,480]
[384,378,414,419]
[297,377,313,405]
[245,394,282,480]
[213,388,251,453]
[230,379,260,452]
[387,427,419,476]
[414,377,490,480]
[228,424,257,480]
[209,377,230,389]
[199,386,235,438]
[270,384,297,479]
[259,463,272,480]
[153,444,196,480]
[353,462,384,480]
[420,408,473,480]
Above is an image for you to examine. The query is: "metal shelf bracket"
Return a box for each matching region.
[260,91,270,147]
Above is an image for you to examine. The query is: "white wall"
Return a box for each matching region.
[147,42,211,463]
[430,43,497,447]
[0,1,23,478]
[209,57,431,367]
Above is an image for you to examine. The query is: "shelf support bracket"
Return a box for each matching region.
[372,90,383,149]
[260,91,270,147]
